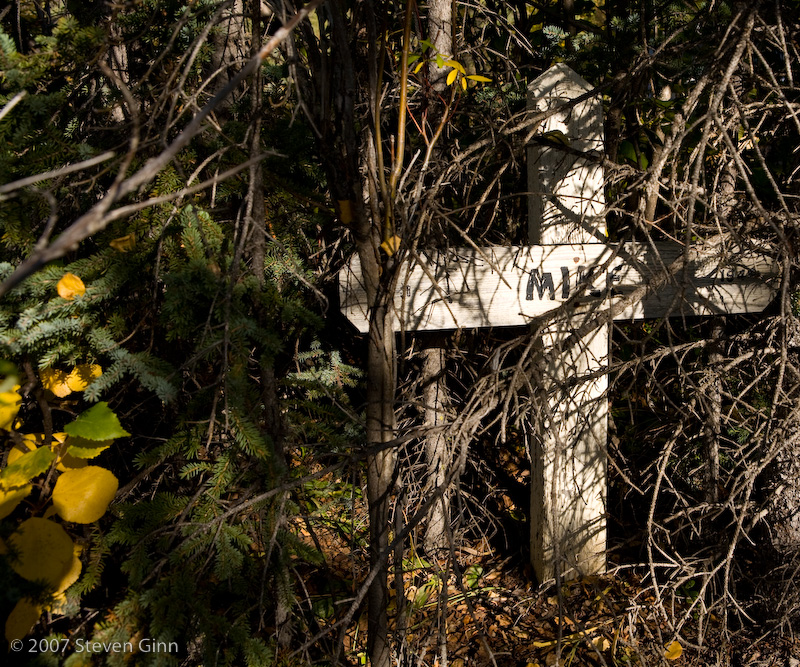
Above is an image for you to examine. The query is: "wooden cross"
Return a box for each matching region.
[340,65,778,582]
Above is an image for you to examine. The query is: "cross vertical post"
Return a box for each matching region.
[527,64,608,581]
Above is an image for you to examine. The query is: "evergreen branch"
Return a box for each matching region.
[0,0,326,300]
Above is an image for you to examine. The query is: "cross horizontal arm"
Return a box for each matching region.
[340,240,778,333]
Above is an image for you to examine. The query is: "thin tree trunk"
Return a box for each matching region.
[428,0,453,91]
[248,0,266,281]
[365,301,396,667]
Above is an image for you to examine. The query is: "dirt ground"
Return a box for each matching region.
[290,511,800,667]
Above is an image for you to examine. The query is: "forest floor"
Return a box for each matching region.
[288,448,800,667]
[291,508,800,667]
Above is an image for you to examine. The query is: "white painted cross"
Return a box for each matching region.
[340,65,779,581]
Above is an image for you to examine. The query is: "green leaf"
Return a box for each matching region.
[540,130,571,147]
[0,446,55,490]
[464,564,484,589]
[618,140,638,164]
[64,435,114,459]
[64,402,130,441]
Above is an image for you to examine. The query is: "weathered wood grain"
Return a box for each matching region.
[527,64,609,581]
[339,242,778,333]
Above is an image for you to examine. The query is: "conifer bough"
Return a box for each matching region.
[0,0,325,300]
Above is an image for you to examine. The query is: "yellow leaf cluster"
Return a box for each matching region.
[56,272,86,300]
[40,364,102,397]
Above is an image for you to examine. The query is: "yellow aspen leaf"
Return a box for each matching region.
[413,60,425,74]
[461,76,467,91]
[7,433,40,465]
[0,385,21,430]
[665,640,683,660]
[55,543,83,594]
[466,74,492,82]
[0,485,32,519]
[338,200,352,224]
[446,69,458,86]
[380,235,402,256]
[593,636,611,651]
[5,598,42,642]
[56,272,86,300]
[65,364,102,392]
[52,466,119,523]
[443,59,466,74]
[109,233,136,252]
[8,518,75,588]
[40,368,73,397]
